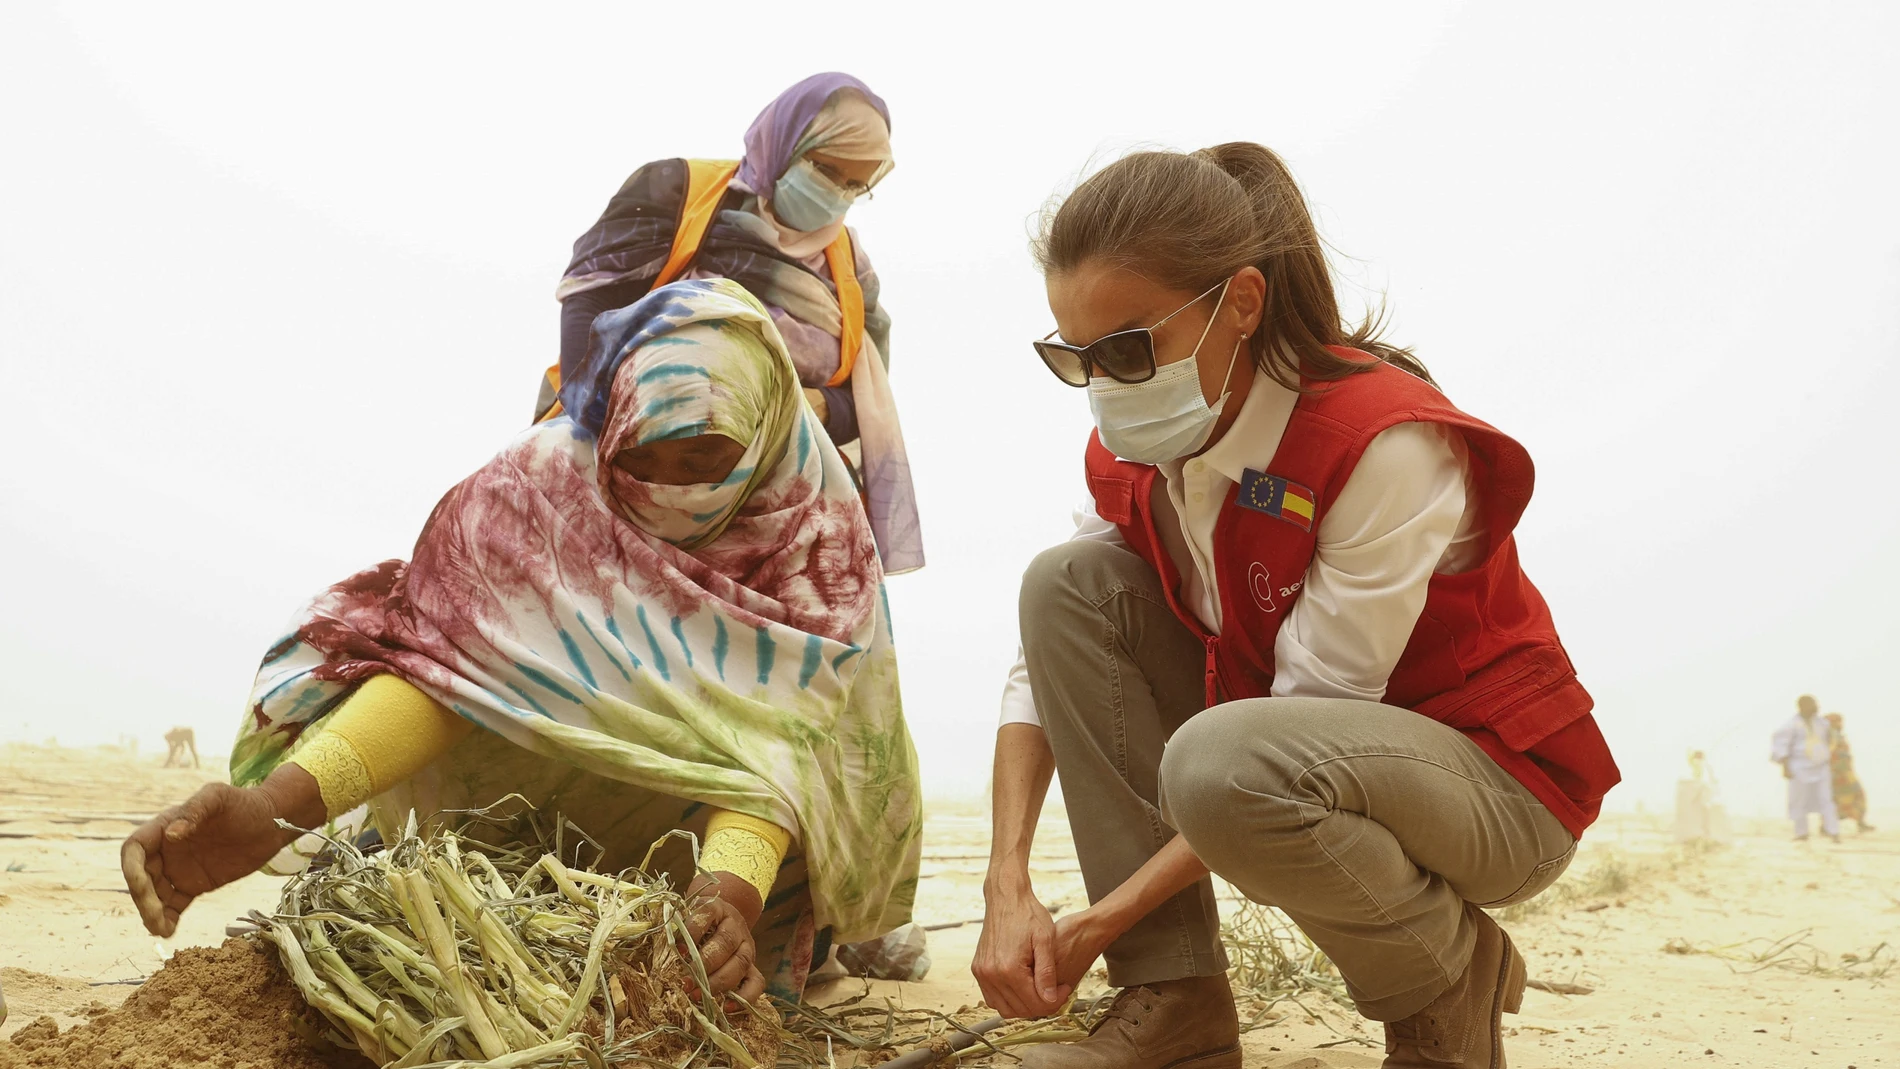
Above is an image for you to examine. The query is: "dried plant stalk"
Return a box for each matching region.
[264,805,1166,1069]
[1219,899,1355,1026]
[262,807,787,1069]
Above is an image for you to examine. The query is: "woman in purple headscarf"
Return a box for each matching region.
[551,73,924,574]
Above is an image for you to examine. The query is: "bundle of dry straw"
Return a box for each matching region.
[261,805,1348,1068]
[260,806,782,1069]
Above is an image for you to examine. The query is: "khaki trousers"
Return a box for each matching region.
[1023,541,1576,1020]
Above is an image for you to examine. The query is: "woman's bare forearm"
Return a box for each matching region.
[986,724,1056,895]
[1081,835,1209,948]
[258,763,327,831]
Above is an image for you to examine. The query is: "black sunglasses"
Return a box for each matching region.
[1032,280,1228,387]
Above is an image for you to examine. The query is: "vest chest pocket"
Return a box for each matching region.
[1419,646,1588,751]
[1087,476,1136,526]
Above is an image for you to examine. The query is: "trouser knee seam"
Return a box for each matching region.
[1284,751,1550,812]
[1103,618,1127,779]
[1279,753,1527,989]
[1098,608,1197,963]
[1302,821,1457,988]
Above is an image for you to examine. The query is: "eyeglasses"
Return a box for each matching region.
[1032,279,1229,387]
[808,158,878,200]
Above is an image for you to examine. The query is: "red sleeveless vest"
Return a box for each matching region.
[1083,359,1619,836]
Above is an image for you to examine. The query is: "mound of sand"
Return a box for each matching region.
[0,937,371,1069]
[0,966,120,1031]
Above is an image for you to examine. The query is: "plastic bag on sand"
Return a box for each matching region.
[836,922,932,982]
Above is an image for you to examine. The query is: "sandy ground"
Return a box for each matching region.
[2,742,1895,1068]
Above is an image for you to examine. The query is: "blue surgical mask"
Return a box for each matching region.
[771,159,854,232]
[1087,294,1242,464]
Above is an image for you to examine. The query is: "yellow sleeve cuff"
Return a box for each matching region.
[701,809,792,902]
[288,731,374,820]
[287,673,472,819]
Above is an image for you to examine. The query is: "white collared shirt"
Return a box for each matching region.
[1000,369,1484,728]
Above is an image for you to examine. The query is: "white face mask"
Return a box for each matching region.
[1086,292,1244,464]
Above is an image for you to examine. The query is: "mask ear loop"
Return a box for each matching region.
[1203,293,1249,414]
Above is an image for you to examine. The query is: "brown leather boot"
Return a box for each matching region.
[1019,974,1242,1069]
[1383,905,1527,1068]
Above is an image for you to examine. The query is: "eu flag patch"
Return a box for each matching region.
[1238,470,1317,531]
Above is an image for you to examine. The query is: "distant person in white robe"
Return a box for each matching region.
[1673,750,1731,844]
[1771,695,1839,842]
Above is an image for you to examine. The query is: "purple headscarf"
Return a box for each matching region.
[736,73,892,192]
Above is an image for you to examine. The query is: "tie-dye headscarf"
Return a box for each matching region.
[232,280,921,941]
[581,303,798,550]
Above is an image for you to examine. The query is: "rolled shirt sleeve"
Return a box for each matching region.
[998,657,1042,729]
[1271,422,1472,702]
[999,499,1129,729]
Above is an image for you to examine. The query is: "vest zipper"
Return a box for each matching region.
[1115,457,1226,711]
[1203,635,1221,709]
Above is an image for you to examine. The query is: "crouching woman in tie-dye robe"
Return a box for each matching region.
[120,279,922,1006]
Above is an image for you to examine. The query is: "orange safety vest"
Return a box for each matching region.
[538,159,865,423]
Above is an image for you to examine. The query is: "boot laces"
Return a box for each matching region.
[1388,1014,1442,1048]
[1094,986,1158,1031]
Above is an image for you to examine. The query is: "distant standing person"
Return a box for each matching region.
[1771,696,1839,842]
[1824,712,1873,834]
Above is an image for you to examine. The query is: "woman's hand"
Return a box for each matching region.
[1049,907,1116,997]
[802,387,830,425]
[973,878,1069,1018]
[684,872,766,1004]
[120,765,324,937]
[977,836,1205,1017]
[977,725,1066,1018]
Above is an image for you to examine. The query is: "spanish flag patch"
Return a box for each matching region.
[1238,469,1317,531]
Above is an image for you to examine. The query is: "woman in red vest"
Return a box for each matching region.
[972,144,1619,1069]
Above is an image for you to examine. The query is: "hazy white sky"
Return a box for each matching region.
[3,2,1895,819]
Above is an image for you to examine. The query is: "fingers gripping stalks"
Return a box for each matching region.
[256,809,784,1067]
